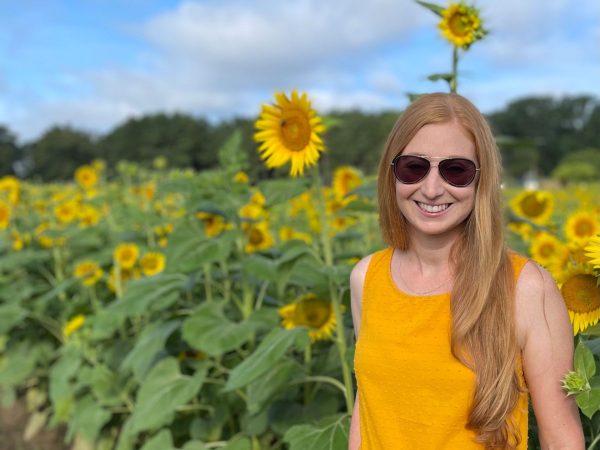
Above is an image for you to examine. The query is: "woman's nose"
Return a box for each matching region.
[420,165,445,198]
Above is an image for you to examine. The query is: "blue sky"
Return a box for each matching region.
[1,0,599,142]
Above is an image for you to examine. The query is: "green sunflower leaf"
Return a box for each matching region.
[283,413,350,450]
[576,387,600,419]
[182,302,257,357]
[0,303,27,334]
[415,0,444,16]
[128,357,207,434]
[121,320,180,381]
[66,394,112,443]
[223,327,308,392]
[139,429,176,450]
[427,73,454,83]
[575,341,596,379]
[247,357,302,414]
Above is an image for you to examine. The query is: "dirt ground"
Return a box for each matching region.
[0,399,68,450]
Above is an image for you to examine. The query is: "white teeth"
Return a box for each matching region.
[417,202,450,213]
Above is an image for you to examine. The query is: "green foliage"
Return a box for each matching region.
[223,328,309,392]
[283,414,350,450]
[98,113,213,171]
[25,126,96,180]
[0,125,19,176]
[488,96,600,175]
[128,357,207,435]
[551,148,600,184]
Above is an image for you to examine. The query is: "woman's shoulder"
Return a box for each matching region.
[349,248,391,287]
[514,256,566,346]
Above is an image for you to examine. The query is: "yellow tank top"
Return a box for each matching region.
[354,247,529,449]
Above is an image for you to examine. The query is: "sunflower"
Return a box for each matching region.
[63,314,86,338]
[254,90,326,177]
[333,166,363,199]
[234,171,249,184]
[510,190,554,225]
[74,165,98,190]
[279,226,312,244]
[113,243,140,269]
[54,200,79,224]
[196,211,231,237]
[564,210,599,245]
[140,252,166,277]
[278,293,339,342]
[586,235,600,269]
[250,191,266,206]
[91,159,106,173]
[73,260,104,286]
[559,265,600,335]
[0,176,20,204]
[107,266,140,293]
[131,182,156,201]
[154,223,174,247]
[529,232,567,268]
[78,204,101,227]
[0,201,11,229]
[438,2,487,49]
[243,222,274,253]
[11,230,24,251]
[34,222,65,248]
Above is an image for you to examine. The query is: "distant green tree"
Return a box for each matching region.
[0,125,19,176]
[323,110,400,177]
[551,147,600,184]
[24,127,97,181]
[495,135,539,181]
[488,96,598,175]
[98,113,212,170]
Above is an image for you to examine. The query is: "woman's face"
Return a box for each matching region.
[394,121,478,241]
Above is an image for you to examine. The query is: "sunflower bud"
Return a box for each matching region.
[561,370,590,396]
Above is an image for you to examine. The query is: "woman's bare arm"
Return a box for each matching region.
[517,262,585,449]
[348,255,371,450]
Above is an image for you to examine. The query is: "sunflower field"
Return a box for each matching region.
[1,2,600,450]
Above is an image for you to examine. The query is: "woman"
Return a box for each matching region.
[348,93,583,449]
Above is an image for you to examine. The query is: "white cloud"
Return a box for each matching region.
[136,0,426,83]
[3,0,599,142]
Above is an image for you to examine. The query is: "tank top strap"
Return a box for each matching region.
[509,250,529,281]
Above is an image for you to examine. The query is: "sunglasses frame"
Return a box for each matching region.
[390,154,480,187]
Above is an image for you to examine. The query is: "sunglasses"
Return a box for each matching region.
[391,154,480,187]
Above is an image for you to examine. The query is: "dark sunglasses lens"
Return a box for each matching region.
[395,156,430,183]
[439,158,477,186]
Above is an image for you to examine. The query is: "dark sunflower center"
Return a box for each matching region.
[280,108,311,151]
[561,274,600,313]
[520,194,548,218]
[144,258,158,270]
[295,297,331,328]
[121,250,134,261]
[449,12,470,37]
[248,228,264,245]
[539,243,555,258]
[575,219,593,238]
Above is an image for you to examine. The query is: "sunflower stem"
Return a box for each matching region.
[289,375,347,397]
[51,246,67,302]
[89,285,101,314]
[588,432,600,450]
[203,263,213,303]
[220,260,232,304]
[311,166,355,413]
[450,46,459,93]
[114,262,123,299]
[304,344,312,405]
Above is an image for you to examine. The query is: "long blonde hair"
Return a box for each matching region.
[377,93,523,449]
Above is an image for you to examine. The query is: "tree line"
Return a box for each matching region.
[1,95,598,183]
